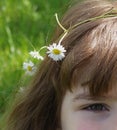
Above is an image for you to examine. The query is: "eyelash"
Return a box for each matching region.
[82,103,110,112]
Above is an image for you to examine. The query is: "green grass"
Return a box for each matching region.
[0,0,75,122]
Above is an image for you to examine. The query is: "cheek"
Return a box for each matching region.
[76,121,100,130]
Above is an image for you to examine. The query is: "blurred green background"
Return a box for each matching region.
[0,0,75,122]
[1,0,93,128]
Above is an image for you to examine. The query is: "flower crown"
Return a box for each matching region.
[23,7,117,75]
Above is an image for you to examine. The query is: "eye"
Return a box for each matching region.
[82,103,110,112]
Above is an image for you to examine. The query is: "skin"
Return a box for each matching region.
[59,84,117,130]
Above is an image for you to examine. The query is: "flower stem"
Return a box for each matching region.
[55,13,67,32]
[58,31,68,44]
[39,46,48,52]
[68,8,117,31]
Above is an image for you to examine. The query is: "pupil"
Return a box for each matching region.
[91,104,103,110]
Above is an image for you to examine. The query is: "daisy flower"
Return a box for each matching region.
[47,43,66,61]
[23,61,36,75]
[29,51,44,60]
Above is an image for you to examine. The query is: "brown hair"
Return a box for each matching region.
[4,0,117,130]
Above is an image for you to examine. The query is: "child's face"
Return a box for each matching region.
[60,84,117,130]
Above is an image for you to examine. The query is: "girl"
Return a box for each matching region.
[4,0,117,130]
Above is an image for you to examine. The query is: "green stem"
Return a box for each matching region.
[38,46,48,53]
[68,13,117,31]
[55,13,67,32]
[58,31,68,44]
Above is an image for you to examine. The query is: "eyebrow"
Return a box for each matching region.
[72,93,113,102]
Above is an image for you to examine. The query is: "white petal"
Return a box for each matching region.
[46,43,66,61]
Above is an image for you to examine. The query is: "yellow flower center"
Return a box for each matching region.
[27,66,32,71]
[52,49,61,55]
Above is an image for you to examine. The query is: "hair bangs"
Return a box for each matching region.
[59,19,117,97]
